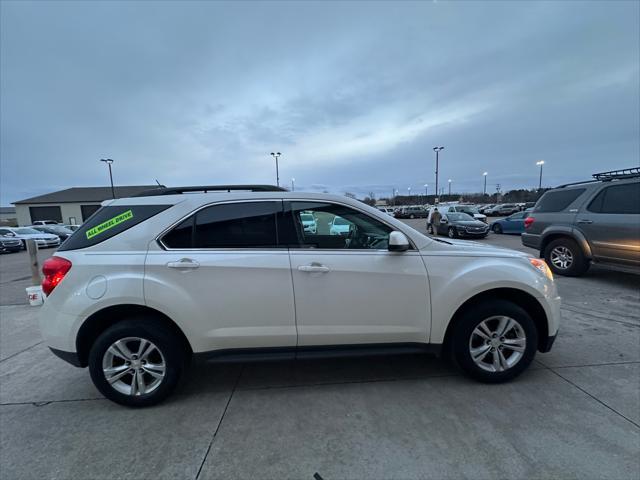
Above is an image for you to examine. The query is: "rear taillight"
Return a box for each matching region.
[42,256,72,296]
[524,217,535,229]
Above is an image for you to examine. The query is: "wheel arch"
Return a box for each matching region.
[442,288,549,354]
[540,229,592,259]
[75,304,193,367]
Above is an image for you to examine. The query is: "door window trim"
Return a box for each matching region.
[156,199,285,251]
[284,199,418,251]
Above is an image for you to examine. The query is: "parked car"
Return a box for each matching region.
[394,206,428,219]
[522,168,640,276]
[486,204,520,216]
[329,215,352,235]
[32,220,61,226]
[491,210,531,235]
[376,207,395,216]
[1,227,60,249]
[39,184,560,406]
[0,236,22,253]
[64,224,81,232]
[32,225,75,241]
[300,213,317,234]
[478,204,495,214]
[427,212,490,238]
[435,204,487,223]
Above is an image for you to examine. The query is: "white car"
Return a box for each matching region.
[32,220,61,226]
[39,185,561,407]
[0,227,60,248]
[377,207,395,216]
[300,213,317,234]
[329,216,352,236]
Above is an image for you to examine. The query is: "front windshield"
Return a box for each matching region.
[15,228,40,235]
[457,206,478,214]
[447,213,475,221]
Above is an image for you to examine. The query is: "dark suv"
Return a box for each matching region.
[522,168,640,276]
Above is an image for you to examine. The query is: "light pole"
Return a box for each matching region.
[424,184,428,204]
[291,178,295,192]
[433,146,444,203]
[483,172,488,196]
[448,179,452,197]
[100,158,115,199]
[536,160,545,190]
[407,187,412,201]
[270,152,281,187]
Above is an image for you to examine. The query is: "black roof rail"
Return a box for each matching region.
[592,167,640,181]
[556,167,640,188]
[133,184,287,197]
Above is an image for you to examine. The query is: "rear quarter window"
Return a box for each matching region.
[535,188,586,213]
[58,205,171,251]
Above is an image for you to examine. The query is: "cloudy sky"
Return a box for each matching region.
[1,0,638,205]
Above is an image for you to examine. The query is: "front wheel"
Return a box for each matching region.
[451,300,538,383]
[89,317,187,407]
[448,227,457,238]
[492,224,502,234]
[427,224,434,235]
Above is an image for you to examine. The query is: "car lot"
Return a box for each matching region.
[1,220,639,479]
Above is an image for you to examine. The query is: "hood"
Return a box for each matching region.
[422,237,529,259]
[450,220,488,227]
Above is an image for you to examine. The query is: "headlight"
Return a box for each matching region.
[529,258,553,281]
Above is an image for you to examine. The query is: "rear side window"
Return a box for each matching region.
[587,183,640,214]
[535,189,585,213]
[59,205,171,251]
[161,201,281,249]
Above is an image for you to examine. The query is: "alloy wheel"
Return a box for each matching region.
[102,337,166,396]
[550,246,573,270]
[468,316,527,372]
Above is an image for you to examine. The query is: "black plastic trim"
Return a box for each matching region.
[538,334,557,353]
[49,347,85,367]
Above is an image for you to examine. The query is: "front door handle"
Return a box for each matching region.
[576,219,593,224]
[298,264,330,273]
[167,258,200,269]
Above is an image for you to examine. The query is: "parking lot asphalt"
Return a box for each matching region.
[1,220,639,479]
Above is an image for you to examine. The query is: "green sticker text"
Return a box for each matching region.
[86,210,134,239]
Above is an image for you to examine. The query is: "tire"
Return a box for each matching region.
[448,227,457,238]
[88,317,187,407]
[451,300,538,383]
[410,214,415,219]
[427,224,434,235]
[492,224,503,234]
[544,238,589,277]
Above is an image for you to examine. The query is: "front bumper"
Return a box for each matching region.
[539,333,557,353]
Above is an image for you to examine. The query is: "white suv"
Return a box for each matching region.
[39,185,561,407]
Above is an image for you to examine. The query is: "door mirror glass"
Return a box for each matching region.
[388,231,410,252]
[440,217,448,224]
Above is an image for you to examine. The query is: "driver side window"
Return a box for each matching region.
[289,202,393,249]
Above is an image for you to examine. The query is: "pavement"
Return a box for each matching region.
[1,223,639,479]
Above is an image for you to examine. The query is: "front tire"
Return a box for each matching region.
[88,317,187,407]
[448,227,457,238]
[492,224,503,234]
[451,300,538,383]
[544,238,589,277]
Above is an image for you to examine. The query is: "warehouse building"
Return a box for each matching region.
[13,186,157,226]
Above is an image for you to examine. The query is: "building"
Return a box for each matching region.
[0,207,17,226]
[13,186,158,226]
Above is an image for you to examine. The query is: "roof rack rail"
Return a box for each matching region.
[556,167,640,188]
[133,184,287,197]
[592,167,640,181]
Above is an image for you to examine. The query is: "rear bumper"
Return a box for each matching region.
[521,232,541,250]
[49,347,84,367]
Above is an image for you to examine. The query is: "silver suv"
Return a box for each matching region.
[522,168,640,276]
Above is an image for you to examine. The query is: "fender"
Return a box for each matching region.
[540,226,592,259]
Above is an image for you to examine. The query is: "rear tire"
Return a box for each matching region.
[544,238,589,277]
[492,224,503,234]
[451,300,538,383]
[88,317,187,407]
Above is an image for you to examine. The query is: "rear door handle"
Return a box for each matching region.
[167,258,200,269]
[298,264,330,273]
[576,219,593,224]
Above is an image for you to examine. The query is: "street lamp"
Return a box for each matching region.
[483,172,488,196]
[100,158,115,199]
[433,146,444,203]
[270,152,282,187]
[291,178,295,192]
[448,179,452,197]
[536,160,545,190]
[424,184,428,204]
[407,187,412,201]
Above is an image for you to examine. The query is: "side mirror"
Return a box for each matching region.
[388,231,410,252]
[440,218,448,224]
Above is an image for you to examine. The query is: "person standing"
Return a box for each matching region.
[430,207,441,234]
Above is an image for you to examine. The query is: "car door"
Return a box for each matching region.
[145,200,297,353]
[577,183,640,266]
[504,212,526,233]
[284,201,430,346]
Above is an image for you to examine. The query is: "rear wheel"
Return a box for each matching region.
[88,317,187,407]
[492,224,503,234]
[544,238,589,277]
[451,300,538,383]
